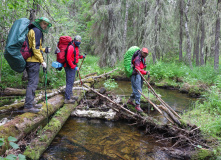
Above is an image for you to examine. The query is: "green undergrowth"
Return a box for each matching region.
[182,86,221,157]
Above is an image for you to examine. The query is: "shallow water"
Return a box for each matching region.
[41,118,172,160]
[41,81,197,159]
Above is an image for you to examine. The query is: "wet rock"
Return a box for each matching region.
[99,87,106,94]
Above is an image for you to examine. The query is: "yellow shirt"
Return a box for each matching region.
[26,28,45,63]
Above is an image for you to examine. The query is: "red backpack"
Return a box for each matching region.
[56,36,73,63]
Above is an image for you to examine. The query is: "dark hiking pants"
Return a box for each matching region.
[24,62,40,108]
[130,74,144,105]
[64,66,76,100]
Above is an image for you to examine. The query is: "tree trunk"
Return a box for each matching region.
[214,0,221,70]
[200,0,206,66]
[153,0,159,63]
[0,95,64,155]
[179,0,184,62]
[184,0,192,69]
[122,0,129,55]
[194,30,200,66]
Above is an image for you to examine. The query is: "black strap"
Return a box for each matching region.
[65,41,76,68]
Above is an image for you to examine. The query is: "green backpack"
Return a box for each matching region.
[123,46,140,77]
[4,18,30,73]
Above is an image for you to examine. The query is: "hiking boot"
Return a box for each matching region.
[23,107,40,113]
[34,104,43,109]
[127,99,135,106]
[64,99,75,104]
[135,104,143,113]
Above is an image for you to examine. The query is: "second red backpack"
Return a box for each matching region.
[56,36,72,63]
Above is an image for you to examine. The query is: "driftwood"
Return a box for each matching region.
[71,109,117,120]
[0,94,64,155]
[138,90,175,125]
[83,84,141,120]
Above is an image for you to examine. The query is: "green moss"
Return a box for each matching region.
[191,148,214,160]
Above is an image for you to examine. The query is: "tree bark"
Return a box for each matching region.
[179,0,184,62]
[200,0,206,66]
[184,0,192,69]
[122,0,129,54]
[194,29,200,66]
[214,0,221,70]
[0,95,64,155]
[153,0,159,63]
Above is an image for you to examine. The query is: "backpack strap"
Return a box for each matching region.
[64,40,76,68]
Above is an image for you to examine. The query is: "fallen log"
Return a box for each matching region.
[138,90,175,125]
[23,93,82,159]
[22,83,92,159]
[1,88,26,96]
[71,109,117,120]
[83,84,140,120]
[0,69,117,113]
[0,88,51,96]
[0,94,64,155]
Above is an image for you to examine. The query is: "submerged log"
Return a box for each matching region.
[0,94,64,155]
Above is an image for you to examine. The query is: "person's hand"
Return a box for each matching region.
[146,71,150,75]
[83,55,86,59]
[42,62,47,68]
[45,47,51,53]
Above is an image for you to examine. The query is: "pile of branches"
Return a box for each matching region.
[81,85,213,159]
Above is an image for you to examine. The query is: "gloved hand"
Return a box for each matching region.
[83,55,86,59]
[42,62,47,68]
[74,67,78,71]
[146,71,150,75]
[45,47,51,53]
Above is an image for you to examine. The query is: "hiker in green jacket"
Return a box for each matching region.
[23,17,52,113]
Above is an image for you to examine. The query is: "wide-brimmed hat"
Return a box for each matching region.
[32,17,52,33]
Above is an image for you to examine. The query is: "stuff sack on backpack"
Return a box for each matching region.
[56,36,73,64]
[4,18,30,73]
[123,46,140,77]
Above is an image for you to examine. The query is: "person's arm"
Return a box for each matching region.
[134,57,147,75]
[66,45,77,69]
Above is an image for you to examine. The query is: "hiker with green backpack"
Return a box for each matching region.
[23,17,52,113]
[125,47,150,113]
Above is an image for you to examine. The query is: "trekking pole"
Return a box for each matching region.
[43,53,49,126]
[78,70,89,109]
[148,74,150,114]
[77,53,87,77]
[135,68,181,119]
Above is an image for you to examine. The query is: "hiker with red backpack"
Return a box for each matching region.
[63,35,85,104]
[23,17,52,113]
[127,48,150,113]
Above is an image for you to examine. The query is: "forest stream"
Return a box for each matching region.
[40,81,197,160]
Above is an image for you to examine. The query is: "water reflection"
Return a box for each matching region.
[41,118,172,160]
